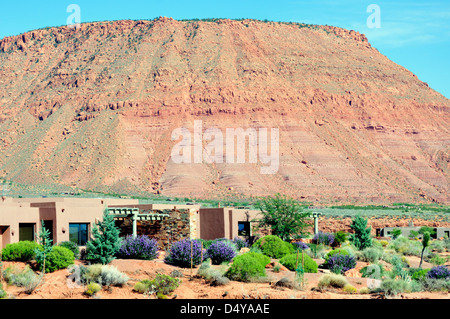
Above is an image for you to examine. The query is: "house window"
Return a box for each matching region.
[19,223,35,242]
[238,221,251,236]
[69,223,89,246]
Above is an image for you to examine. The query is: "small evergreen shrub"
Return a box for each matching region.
[326,254,357,274]
[205,239,238,265]
[164,239,204,268]
[279,253,318,273]
[37,246,75,273]
[426,265,450,280]
[116,235,159,260]
[252,235,292,259]
[350,215,372,250]
[225,252,268,282]
[312,232,334,246]
[85,282,101,296]
[1,241,39,262]
[333,231,348,247]
[58,241,80,259]
[318,273,348,289]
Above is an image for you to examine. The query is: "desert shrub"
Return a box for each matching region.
[252,235,293,259]
[358,247,383,263]
[164,239,204,268]
[390,236,422,256]
[1,241,39,262]
[85,282,101,296]
[318,273,348,289]
[420,278,450,292]
[232,237,248,251]
[279,253,318,273]
[133,280,151,294]
[205,239,238,265]
[378,240,389,248]
[359,287,370,294]
[150,274,180,296]
[170,270,184,278]
[343,284,357,294]
[426,265,450,280]
[116,235,159,260]
[359,263,385,280]
[81,264,128,287]
[225,252,268,282]
[36,246,75,273]
[428,254,446,266]
[3,265,41,294]
[429,240,445,253]
[197,261,229,286]
[327,254,357,274]
[312,232,334,246]
[58,241,80,259]
[380,279,411,296]
[0,287,6,299]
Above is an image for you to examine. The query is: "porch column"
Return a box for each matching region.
[132,210,138,238]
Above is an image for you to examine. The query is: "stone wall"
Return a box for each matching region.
[114,209,197,250]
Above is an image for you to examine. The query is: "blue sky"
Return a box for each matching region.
[1,0,449,98]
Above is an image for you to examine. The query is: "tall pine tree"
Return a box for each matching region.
[86,209,121,264]
[350,215,373,250]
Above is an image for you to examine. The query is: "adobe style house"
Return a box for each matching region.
[0,197,264,250]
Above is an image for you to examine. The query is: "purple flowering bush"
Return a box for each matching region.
[164,239,204,268]
[312,232,335,246]
[232,237,249,251]
[293,241,309,251]
[116,235,159,260]
[326,254,356,274]
[206,239,238,265]
[426,265,450,280]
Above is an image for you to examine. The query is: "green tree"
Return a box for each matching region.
[255,193,311,241]
[391,228,402,239]
[350,215,372,250]
[86,209,121,264]
[419,231,430,269]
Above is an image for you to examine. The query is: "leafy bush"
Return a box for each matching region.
[225,252,269,282]
[85,282,101,296]
[197,261,229,286]
[3,265,41,294]
[232,237,248,251]
[252,235,293,259]
[411,268,430,281]
[116,235,159,260]
[380,279,411,296]
[428,254,446,266]
[318,273,348,289]
[279,253,318,273]
[150,274,181,296]
[164,239,204,268]
[81,264,128,287]
[58,241,80,259]
[426,265,450,280]
[312,232,334,246]
[343,284,357,294]
[205,239,238,265]
[390,236,422,256]
[1,241,39,262]
[326,254,357,274]
[37,246,75,273]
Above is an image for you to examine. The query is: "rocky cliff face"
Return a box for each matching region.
[0,17,448,204]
